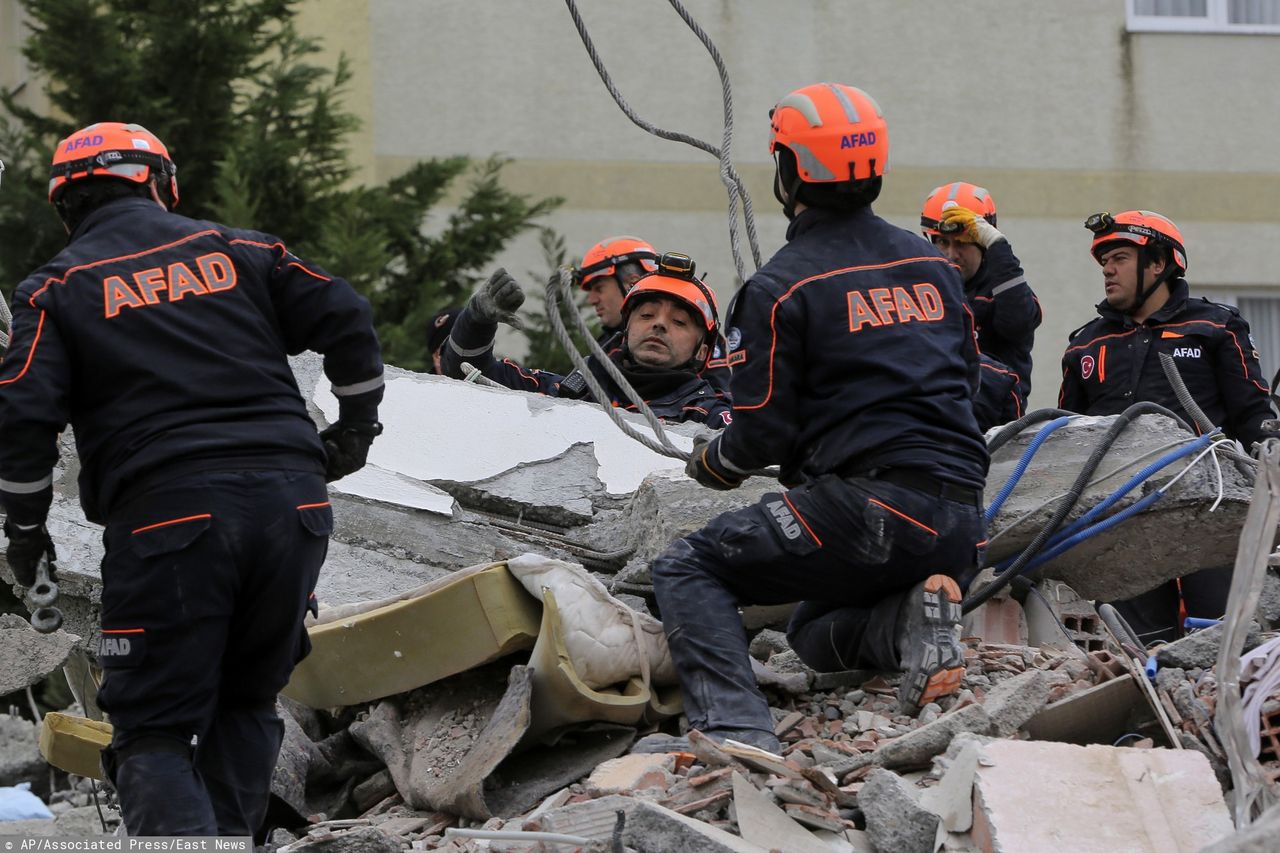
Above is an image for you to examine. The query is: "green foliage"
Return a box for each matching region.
[521,227,601,376]
[0,0,562,371]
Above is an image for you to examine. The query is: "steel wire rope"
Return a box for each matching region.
[563,0,762,284]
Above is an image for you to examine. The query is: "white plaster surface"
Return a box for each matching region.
[315,372,691,498]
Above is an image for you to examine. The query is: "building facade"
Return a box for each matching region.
[5,1,1279,407]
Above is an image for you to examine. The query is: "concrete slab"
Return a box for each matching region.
[0,614,78,694]
[970,740,1233,851]
[622,799,768,852]
[858,768,939,853]
[987,414,1254,601]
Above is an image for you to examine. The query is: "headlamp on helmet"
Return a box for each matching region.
[1086,210,1187,274]
[621,252,719,336]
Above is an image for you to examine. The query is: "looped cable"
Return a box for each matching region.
[544,268,690,461]
[563,0,761,284]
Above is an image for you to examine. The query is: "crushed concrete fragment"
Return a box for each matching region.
[0,714,48,796]
[622,799,766,852]
[0,614,79,695]
[868,704,994,771]
[981,668,1051,736]
[732,772,831,853]
[921,738,982,832]
[748,629,791,660]
[858,768,940,853]
[288,826,402,853]
[1157,622,1262,670]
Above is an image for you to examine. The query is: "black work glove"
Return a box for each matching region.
[685,432,746,491]
[318,421,383,482]
[468,268,526,328]
[4,519,56,588]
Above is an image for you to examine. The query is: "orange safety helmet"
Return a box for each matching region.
[921,182,997,236]
[768,83,888,184]
[578,236,659,292]
[1086,210,1187,274]
[48,122,179,208]
[621,252,719,345]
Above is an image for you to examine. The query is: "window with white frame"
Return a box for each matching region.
[1128,0,1280,33]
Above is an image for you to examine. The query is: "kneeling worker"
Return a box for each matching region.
[443,254,731,426]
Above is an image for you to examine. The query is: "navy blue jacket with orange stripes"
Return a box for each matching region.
[442,306,731,427]
[966,240,1040,402]
[0,197,384,526]
[711,206,989,488]
[1058,278,1274,447]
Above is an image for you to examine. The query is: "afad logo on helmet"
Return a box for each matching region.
[840,131,878,149]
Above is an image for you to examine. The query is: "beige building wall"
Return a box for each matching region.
[296,0,1279,407]
[4,1,1276,406]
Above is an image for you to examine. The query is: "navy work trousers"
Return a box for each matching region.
[95,469,331,838]
[651,473,984,740]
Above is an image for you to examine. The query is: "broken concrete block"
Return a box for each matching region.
[348,663,532,820]
[429,441,609,527]
[982,669,1051,737]
[1156,622,1261,670]
[988,414,1254,601]
[858,768,939,853]
[523,793,641,841]
[0,714,48,794]
[615,469,775,588]
[873,704,993,770]
[291,827,402,853]
[622,800,767,852]
[970,740,1233,851]
[921,738,982,832]
[285,562,542,708]
[586,753,677,795]
[749,629,791,661]
[0,615,79,696]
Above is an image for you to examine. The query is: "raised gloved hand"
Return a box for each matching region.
[3,519,56,588]
[318,421,383,482]
[686,432,746,491]
[468,268,526,329]
[939,206,1006,249]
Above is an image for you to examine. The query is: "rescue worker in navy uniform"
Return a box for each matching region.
[577,235,734,402]
[921,182,1041,430]
[0,123,383,837]
[638,84,989,753]
[442,256,732,427]
[1059,210,1274,643]
[578,235,660,343]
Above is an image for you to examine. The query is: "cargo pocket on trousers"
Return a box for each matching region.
[761,493,822,557]
[100,513,215,668]
[293,502,333,664]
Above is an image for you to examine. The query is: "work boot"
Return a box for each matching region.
[631,727,782,756]
[895,574,966,714]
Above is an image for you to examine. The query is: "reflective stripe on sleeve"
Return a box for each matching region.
[331,372,385,397]
[991,275,1027,296]
[0,474,53,494]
